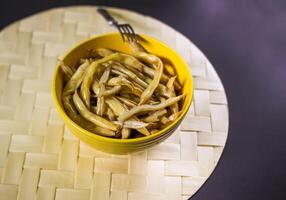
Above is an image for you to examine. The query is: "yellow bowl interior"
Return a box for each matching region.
[52,33,193,154]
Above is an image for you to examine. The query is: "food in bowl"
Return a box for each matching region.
[52,33,193,154]
[60,42,185,139]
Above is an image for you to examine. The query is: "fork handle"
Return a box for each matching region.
[97,8,118,26]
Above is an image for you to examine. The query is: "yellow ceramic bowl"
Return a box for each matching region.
[52,33,193,154]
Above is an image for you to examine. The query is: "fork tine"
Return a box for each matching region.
[117,26,126,42]
[124,25,135,42]
[126,24,137,43]
[98,8,138,43]
[122,25,133,42]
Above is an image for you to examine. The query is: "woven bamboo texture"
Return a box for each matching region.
[0,6,229,200]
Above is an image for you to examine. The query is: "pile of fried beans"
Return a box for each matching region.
[60,42,185,139]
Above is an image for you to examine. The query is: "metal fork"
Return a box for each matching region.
[97,7,138,43]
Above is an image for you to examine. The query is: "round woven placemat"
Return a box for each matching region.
[0,6,229,200]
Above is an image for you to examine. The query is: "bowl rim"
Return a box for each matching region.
[52,32,193,144]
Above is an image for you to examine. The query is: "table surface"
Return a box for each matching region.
[1,1,286,200]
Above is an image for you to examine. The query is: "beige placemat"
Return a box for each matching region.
[0,6,229,200]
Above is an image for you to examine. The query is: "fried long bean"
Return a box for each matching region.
[96,67,110,116]
[111,69,129,78]
[121,128,131,139]
[62,61,89,97]
[161,116,172,125]
[73,90,119,131]
[114,120,149,129]
[93,48,114,57]
[105,97,150,136]
[143,76,172,98]
[119,93,140,103]
[59,60,74,81]
[111,63,148,88]
[169,111,182,121]
[130,42,147,53]
[106,107,115,121]
[99,86,121,97]
[142,65,181,90]
[116,96,137,107]
[167,76,179,114]
[75,115,116,137]
[118,94,185,122]
[62,60,88,117]
[62,95,78,117]
[96,84,105,116]
[62,98,115,137]
[91,78,99,95]
[99,66,111,84]
[132,52,163,104]
[107,76,134,92]
[150,129,159,134]
[141,109,167,123]
[81,53,118,109]
[94,50,144,72]
[116,53,143,72]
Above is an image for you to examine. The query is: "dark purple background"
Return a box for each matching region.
[1,1,286,199]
